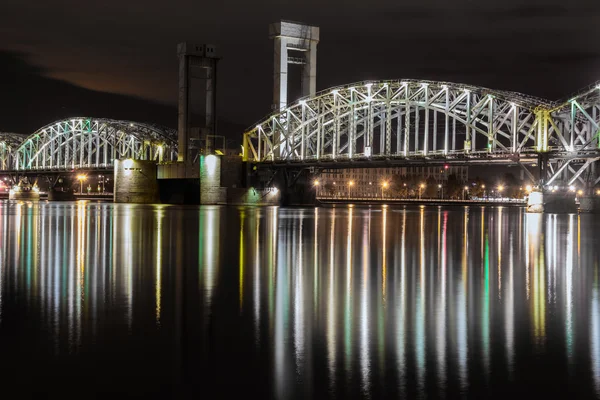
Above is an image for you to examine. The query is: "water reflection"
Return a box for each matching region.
[1,201,600,398]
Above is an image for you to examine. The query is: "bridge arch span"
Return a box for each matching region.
[244,80,558,163]
[11,118,177,171]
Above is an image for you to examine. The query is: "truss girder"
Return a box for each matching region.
[245,80,552,163]
[0,118,177,172]
[244,79,600,188]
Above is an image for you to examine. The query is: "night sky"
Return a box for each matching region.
[2,0,599,139]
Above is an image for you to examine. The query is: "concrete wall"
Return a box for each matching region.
[227,187,281,205]
[114,159,159,203]
[200,155,226,204]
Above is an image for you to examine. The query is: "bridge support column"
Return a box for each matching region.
[114,159,160,203]
[578,196,600,213]
[526,190,544,213]
[272,168,317,206]
[199,154,226,205]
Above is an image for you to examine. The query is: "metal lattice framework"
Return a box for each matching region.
[0,132,27,170]
[243,80,600,187]
[0,118,177,172]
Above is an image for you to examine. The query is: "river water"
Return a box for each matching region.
[0,201,599,398]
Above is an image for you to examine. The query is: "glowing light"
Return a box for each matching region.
[420,184,425,189]
[569,185,575,192]
[313,180,320,186]
[349,180,354,186]
[464,186,469,190]
[578,190,583,195]
[204,154,218,176]
[77,174,87,181]
[498,185,504,192]
[526,185,533,192]
[597,190,600,196]
[382,182,389,188]
[123,159,134,169]
[271,187,279,194]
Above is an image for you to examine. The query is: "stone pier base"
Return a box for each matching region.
[579,196,600,213]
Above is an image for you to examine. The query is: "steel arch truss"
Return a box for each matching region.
[244,79,600,188]
[9,118,177,171]
[243,80,551,163]
[0,132,27,170]
[541,83,600,187]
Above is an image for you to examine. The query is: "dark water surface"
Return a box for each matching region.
[1,201,600,398]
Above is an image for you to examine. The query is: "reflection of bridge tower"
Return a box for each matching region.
[270,21,320,111]
[177,42,219,163]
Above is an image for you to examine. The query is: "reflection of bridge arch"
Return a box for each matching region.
[244,79,600,187]
[8,118,177,171]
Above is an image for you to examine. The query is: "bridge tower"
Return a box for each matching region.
[177,42,219,163]
[269,21,319,111]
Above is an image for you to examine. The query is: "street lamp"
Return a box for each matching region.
[382,181,389,199]
[77,174,87,194]
[526,185,532,192]
[463,185,469,200]
[438,184,443,199]
[419,183,425,199]
[349,180,354,199]
[497,185,504,198]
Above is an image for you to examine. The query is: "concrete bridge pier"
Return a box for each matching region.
[526,189,579,213]
[271,168,317,206]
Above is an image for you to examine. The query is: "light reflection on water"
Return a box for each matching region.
[0,201,600,398]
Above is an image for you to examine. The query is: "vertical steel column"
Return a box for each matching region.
[465,93,471,152]
[433,109,437,153]
[415,103,420,154]
[396,107,402,155]
[404,91,410,156]
[350,90,355,158]
[301,105,305,160]
[386,98,392,155]
[512,105,518,153]
[444,89,449,155]
[488,97,493,151]
[424,88,429,156]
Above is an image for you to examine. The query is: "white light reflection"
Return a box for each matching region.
[360,210,371,395]
[203,207,219,306]
[344,206,353,376]
[397,208,407,395]
[457,207,468,391]
[505,232,515,376]
[327,208,337,388]
[415,207,426,392]
[565,214,574,363]
[436,212,448,391]
[294,211,305,371]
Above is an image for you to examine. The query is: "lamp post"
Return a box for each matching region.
[419,183,425,199]
[463,186,469,200]
[382,181,389,199]
[349,180,354,199]
[77,174,87,194]
[497,185,504,198]
[438,184,443,199]
[481,184,486,198]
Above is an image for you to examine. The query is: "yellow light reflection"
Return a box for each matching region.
[155,208,164,325]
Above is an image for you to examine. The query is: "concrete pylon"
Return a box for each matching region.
[269,21,320,111]
[177,42,219,163]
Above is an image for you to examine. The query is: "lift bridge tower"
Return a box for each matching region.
[177,42,220,163]
[270,20,320,111]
